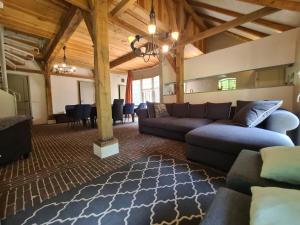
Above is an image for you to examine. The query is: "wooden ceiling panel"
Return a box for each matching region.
[0,0,70,39]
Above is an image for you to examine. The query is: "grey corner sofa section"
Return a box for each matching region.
[186,112,296,171]
[137,103,298,171]
[226,150,300,195]
[200,187,250,225]
[0,116,32,165]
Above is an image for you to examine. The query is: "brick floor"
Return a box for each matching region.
[0,122,188,219]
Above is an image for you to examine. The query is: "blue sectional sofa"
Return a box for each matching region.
[137,102,299,171]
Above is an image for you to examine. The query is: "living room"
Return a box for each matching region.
[0,0,300,225]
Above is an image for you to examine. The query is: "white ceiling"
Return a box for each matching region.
[193,0,300,39]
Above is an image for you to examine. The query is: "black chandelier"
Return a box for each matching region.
[128,0,179,62]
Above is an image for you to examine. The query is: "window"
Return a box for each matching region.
[218,78,236,91]
[132,76,160,105]
[132,80,141,104]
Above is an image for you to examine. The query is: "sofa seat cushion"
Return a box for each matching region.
[200,187,250,225]
[186,120,294,155]
[140,117,213,133]
[226,150,300,195]
[0,116,31,131]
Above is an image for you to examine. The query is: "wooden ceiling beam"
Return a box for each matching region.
[64,0,90,11]
[180,7,279,46]
[182,0,206,31]
[198,13,269,39]
[239,0,300,12]
[45,6,83,65]
[187,0,293,32]
[81,9,94,43]
[110,0,136,18]
[110,51,136,68]
[165,0,179,32]
[224,31,252,42]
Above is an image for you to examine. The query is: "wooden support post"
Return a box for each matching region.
[176,47,184,103]
[175,1,185,103]
[0,25,8,91]
[159,53,164,103]
[44,64,53,120]
[93,0,119,158]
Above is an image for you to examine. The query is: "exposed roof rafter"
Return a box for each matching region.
[180,7,279,46]
[110,0,136,18]
[198,12,269,39]
[239,0,300,12]
[45,6,83,65]
[187,0,294,32]
[182,0,206,30]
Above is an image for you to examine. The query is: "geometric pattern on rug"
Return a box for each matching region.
[2,154,224,225]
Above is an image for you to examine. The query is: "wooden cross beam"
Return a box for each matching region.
[182,0,206,31]
[187,0,293,32]
[179,7,279,46]
[198,13,269,39]
[45,6,82,65]
[110,0,137,18]
[238,0,300,12]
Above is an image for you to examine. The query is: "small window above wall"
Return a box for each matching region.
[218,78,237,91]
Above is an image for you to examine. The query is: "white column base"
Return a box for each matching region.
[93,138,119,159]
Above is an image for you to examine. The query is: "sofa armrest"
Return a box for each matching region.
[136,109,149,121]
[264,110,299,134]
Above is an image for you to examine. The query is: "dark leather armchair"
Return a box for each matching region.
[112,99,124,125]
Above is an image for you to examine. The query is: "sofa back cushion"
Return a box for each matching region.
[190,103,206,118]
[153,103,169,118]
[173,103,190,118]
[206,102,232,120]
[233,100,283,127]
[146,101,156,118]
[165,103,174,116]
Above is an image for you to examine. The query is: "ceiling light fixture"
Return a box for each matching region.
[53,46,76,74]
[128,0,179,62]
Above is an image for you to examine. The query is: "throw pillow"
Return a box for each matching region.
[146,101,155,118]
[260,146,300,185]
[250,186,300,225]
[172,103,189,118]
[233,100,283,127]
[235,100,253,114]
[153,103,169,118]
[206,102,232,120]
[189,103,206,118]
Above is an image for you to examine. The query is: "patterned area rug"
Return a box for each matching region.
[2,154,224,225]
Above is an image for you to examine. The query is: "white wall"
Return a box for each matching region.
[51,72,127,114]
[286,29,300,112]
[6,71,47,125]
[163,86,294,111]
[51,75,93,114]
[184,28,299,80]
[28,74,47,124]
[0,89,16,118]
[110,73,127,103]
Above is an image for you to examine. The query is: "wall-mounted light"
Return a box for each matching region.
[0,1,4,9]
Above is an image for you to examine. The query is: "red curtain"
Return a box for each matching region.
[125,70,133,103]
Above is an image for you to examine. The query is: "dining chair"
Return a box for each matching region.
[112,99,124,125]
